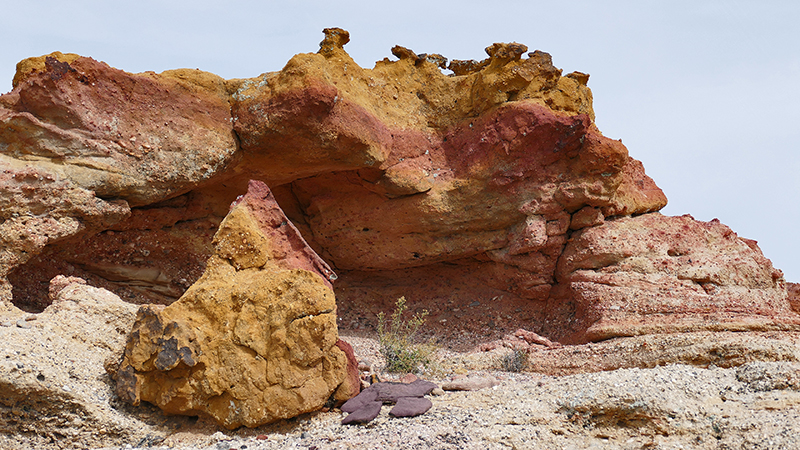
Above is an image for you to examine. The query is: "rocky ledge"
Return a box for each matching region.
[1,28,799,449]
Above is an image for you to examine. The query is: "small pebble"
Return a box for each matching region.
[300,431,311,439]
[398,373,418,383]
[0,321,12,327]
[16,320,31,329]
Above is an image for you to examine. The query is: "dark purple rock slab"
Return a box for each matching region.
[389,396,433,418]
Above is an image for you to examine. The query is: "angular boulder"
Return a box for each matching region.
[113,180,346,429]
[549,213,800,343]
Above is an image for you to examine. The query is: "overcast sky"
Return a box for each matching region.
[2,1,798,281]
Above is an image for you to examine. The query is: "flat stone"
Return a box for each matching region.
[373,380,438,402]
[389,397,432,417]
[442,376,500,391]
[341,401,382,425]
[341,388,379,413]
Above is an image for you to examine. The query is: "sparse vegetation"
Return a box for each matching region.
[377,297,436,373]
[501,348,529,372]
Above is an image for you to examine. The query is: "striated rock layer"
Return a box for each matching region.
[113,181,347,428]
[1,28,798,348]
[550,214,798,343]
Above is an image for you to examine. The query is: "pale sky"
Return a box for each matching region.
[2,1,799,281]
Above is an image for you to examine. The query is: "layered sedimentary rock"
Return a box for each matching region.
[549,214,799,343]
[113,180,347,428]
[1,27,797,351]
[2,55,237,206]
[0,55,239,311]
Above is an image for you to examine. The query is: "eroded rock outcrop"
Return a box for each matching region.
[0,54,239,312]
[549,214,799,343]
[1,28,797,350]
[2,56,237,206]
[113,180,347,429]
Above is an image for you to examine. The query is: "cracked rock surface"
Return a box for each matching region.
[112,181,347,429]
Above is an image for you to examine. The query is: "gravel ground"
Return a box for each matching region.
[67,335,800,450]
[4,302,800,450]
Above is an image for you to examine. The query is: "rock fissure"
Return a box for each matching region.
[290,309,335,323]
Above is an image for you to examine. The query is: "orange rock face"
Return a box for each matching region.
[1,28,797,349]
[114,181,346,428]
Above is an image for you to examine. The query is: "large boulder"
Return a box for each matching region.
[113,180,347,429]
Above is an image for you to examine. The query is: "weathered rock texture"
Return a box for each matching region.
[549,213,799,343]
[789,282,800,314]
[0,54,239,311]
[113,180,346,428]
[1,28,798,348]
[0,278,181,449]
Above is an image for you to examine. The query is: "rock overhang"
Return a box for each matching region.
[0,28,795,354]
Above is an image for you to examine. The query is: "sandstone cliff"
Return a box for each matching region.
[2,27,800,448]
[2,28,795,346]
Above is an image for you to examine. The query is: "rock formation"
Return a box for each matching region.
[0,277,175,449]
[113,180,347,429]
[1,27,800,448]
[0,27,798,352]
[550,213,799,343]
[0,54,239,311]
